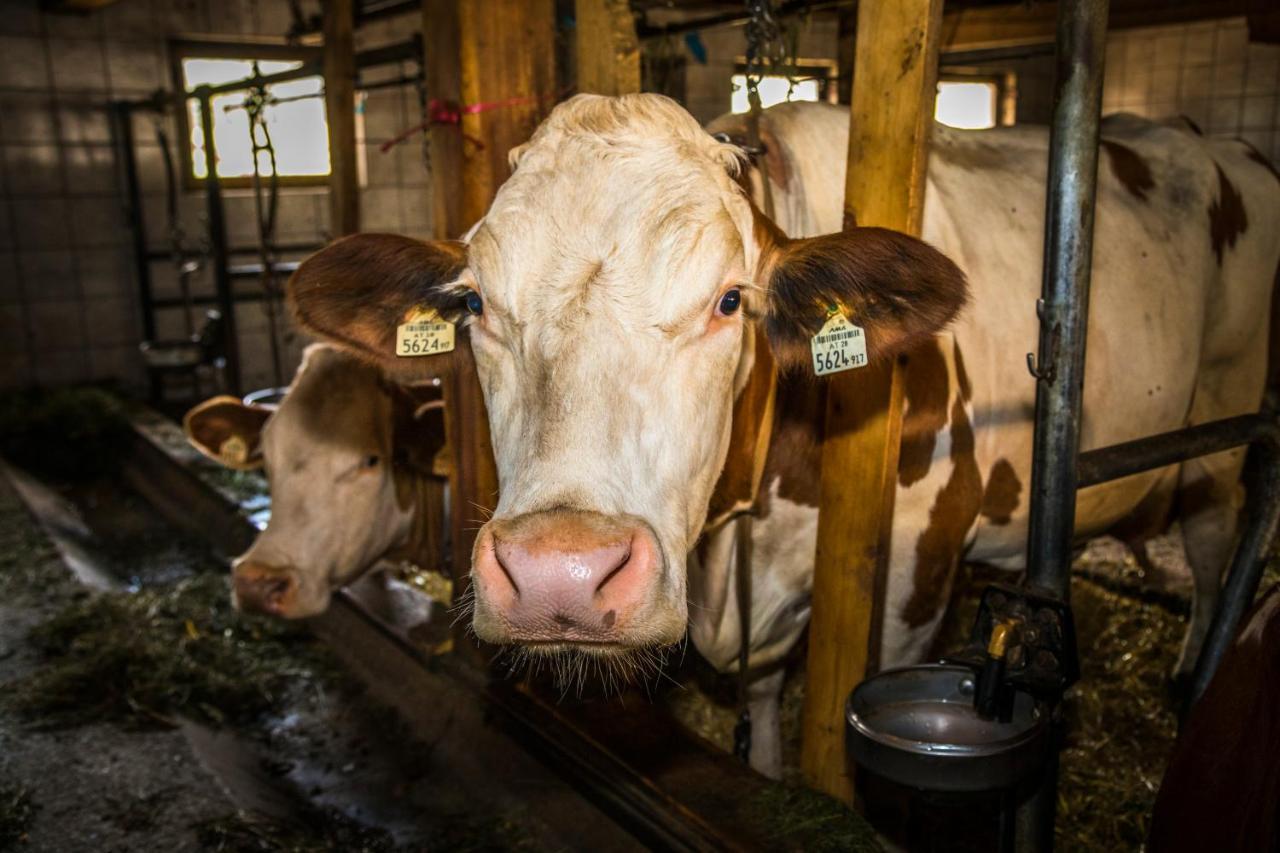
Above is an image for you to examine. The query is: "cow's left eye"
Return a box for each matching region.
[363,454,380,468]
[464,291,484,316]
[718,288,742,316]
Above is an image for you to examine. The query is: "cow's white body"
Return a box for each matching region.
[692,103,1278,775]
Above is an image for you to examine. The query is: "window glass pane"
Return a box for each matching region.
[730,74,821,114]
[935,81,997,129]
[182,57,330,180]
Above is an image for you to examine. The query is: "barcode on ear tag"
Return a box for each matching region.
[396,308,455,357]
[810,312,867,376]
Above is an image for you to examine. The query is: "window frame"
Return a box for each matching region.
[169,37,328,190]
[936,69,1018,127]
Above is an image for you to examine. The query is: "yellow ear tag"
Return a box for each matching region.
[396,307,455,357]
[218,434,250,466]
[810,306,867,376]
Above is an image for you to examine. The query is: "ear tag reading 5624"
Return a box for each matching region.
[810,307,867,376]
[396,308,455,357]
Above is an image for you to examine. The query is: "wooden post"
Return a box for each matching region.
[574,0,640,96]
[456,0,557,227]
[423,0,463,241]
[422,0,555,617]
[800,0,944,806]
[323,0,359,236]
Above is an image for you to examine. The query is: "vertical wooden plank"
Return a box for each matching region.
[800,0,944,806]
[574,0,640,96]
[323,0,359,236]
[457,0,557,227]
[424,0,555,627]
[422,0,463,240]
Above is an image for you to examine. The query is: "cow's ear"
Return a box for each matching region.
[288,233,469,375]
[757,219,968,371]
[184,396,272,470]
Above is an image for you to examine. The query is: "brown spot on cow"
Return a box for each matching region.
[1101,140,1156,201]
[764,378,824,508]
[980,458,1021,525]
[901,395,982,629]
[898,339,950,488]
[1209,163,1249,265]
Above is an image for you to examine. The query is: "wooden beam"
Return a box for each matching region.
[423,0,556,648]
[942,0,1275,52]
[423,0,464,240]
[575,0,641,96]
[323,0,359,236]
[457,0,557,227]
[800,0,944,806]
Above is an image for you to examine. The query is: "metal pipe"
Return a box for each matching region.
[1077,414,1280,488]
[196,86,241,395]
[1189,437,1280,704]
[1018,2,1109,850]
[109,102,156,343]
[1024,0,1110,601]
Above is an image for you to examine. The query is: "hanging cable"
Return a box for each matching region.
[243,70,286,388]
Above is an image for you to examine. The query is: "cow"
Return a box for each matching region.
[1148,583,1280,852]
[184,344,448,619]
[283,95,1279,777]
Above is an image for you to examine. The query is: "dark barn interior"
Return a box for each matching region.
[1,1,1279,851]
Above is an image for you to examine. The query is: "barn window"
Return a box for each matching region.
[730,61,837,114]
[935,79,999,129]
[171,41,331,187]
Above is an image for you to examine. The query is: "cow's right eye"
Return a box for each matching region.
[464,291,484,316]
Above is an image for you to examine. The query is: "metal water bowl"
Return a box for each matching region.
[846,664,1049,792]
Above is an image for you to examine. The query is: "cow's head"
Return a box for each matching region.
[185,345,445,618]
[288,95,965,666]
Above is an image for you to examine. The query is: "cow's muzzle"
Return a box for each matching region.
[232,560,301,617]
[470,510,663,646]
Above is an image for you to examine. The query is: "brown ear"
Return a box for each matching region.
[287,233,469,375]
[758,219,968,371]
[183,396,272,470]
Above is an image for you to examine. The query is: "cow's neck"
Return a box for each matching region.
[705,325,779,531]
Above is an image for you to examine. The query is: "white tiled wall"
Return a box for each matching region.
[1102,17,1280,163]
[0,0,430,394]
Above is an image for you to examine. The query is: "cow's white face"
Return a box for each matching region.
[185,347,440,618]
[287,94,967,669]
[459,104,762,651]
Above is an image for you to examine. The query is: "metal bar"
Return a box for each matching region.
[355,36,422,69]
[143,243,323,262]
[1189,437,1280,704]
[196,86,241,395]
[1077,414,1280,488]
[110,102,156,343]
[1024,0,1109,601]
[1018,1,1109,850]
[194,61,323,98]
[637,0,850,40]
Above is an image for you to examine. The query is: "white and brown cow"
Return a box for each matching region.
[185,344,448,618]
[286,95,1279,777]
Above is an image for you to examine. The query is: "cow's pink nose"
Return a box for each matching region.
[471,511,659,644]
[232,561,298,617]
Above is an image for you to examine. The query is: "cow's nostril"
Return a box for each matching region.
[491,538,522,598]
[593,545,633,596]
